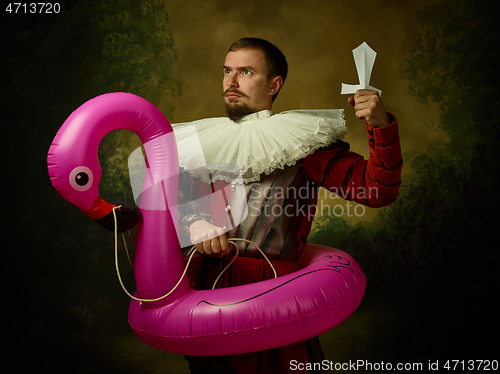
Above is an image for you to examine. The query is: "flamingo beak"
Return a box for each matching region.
[94,206,143,233]
[82,195,143,232]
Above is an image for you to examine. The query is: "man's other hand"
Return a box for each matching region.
[189,220,231,257]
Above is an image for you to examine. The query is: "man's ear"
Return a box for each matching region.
[270,76,283,96]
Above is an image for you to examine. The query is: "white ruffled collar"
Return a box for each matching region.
[236,109,276,122]
[172,109,347,184]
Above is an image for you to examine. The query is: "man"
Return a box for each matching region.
[175,38,402,374]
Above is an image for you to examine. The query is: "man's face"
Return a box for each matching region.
[222,48,277,121]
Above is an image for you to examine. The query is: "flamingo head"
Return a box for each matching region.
[47,95,143,232]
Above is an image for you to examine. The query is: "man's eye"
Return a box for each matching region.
[243,70,251,75]
[224,69,231,75]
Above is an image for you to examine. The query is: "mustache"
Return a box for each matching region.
[223,88,247,97]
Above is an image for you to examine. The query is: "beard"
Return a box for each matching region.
[225,101,255,122]
[223,88,255,122]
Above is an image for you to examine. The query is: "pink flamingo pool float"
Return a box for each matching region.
[47,93,366,356]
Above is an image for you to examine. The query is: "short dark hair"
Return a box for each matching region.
[229,37,288,102]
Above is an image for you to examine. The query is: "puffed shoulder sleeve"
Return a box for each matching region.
[303,113,402,208]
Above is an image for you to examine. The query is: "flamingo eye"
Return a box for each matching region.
[69,166,93,191]
[75,172,89,186]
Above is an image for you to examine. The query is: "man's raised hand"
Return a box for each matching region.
[348,89,389,128]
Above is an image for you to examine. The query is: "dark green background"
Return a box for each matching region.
[1,0,498,372]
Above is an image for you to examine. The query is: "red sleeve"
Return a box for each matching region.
[303,113,402,208]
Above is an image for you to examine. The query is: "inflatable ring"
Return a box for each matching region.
[47,93,366,356]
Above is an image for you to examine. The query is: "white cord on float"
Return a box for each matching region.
[112,206,277,303]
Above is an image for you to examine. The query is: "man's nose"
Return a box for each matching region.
[226,75,239,88]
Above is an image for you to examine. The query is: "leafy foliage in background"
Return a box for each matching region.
[402,0,498,165]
